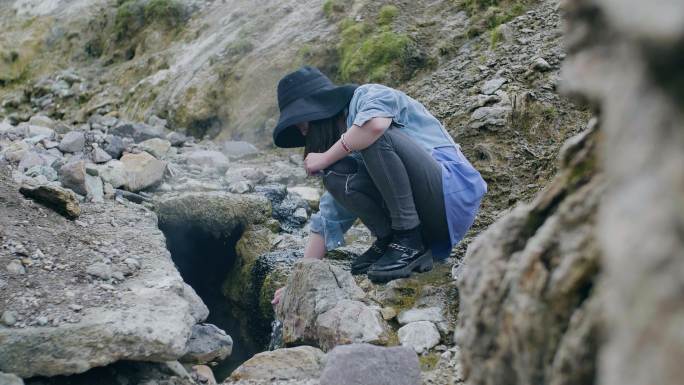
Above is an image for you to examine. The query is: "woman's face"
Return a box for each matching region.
[296,122,309,136]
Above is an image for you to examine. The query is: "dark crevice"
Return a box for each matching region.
[159,222,260,382]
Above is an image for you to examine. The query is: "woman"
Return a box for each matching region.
[271,66,486,302]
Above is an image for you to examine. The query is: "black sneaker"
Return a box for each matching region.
[367,242,433,283]
[351,236,392,275]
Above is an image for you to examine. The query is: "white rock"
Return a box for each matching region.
[397,307,445,325]
[288,186,321,210]
[398,321,441,354]
[316,299,389,351]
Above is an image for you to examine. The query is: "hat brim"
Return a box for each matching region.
[273,84,357,148]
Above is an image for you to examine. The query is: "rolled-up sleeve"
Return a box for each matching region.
[351,84,401,128]
[309,192,357,251]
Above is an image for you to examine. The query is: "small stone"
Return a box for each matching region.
[58,131,86,153]
[139,138,171,159]
[228,180,254,194]
[531,57,552,72]
[124,257,140,270]
[37,316,49,326]
[398,321,441,354]
[181,323,233,364]
[6,260,26,275]
[380,307,397,321]
[1,311,18,326]
[481,77,507,95]
[69,304,83,312]
[293,207,308,222]
[92,147,112,163]
[112,271,125,281]
[192,365,216,384]
[86,262,112,280]
[397,307,445,325]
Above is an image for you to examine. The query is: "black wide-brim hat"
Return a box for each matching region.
[273,66,357,148]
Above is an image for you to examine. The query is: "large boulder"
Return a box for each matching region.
[120,151,167,192]
[229,346,325,382]
[276,259,388,351]
[0,168,209,378]
[319,344,421,385]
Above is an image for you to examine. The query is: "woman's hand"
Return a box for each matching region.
[271,286,286,306]
[304,152,331,175]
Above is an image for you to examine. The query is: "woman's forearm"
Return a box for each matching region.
[323,117,392,165]
[304,232,326,259]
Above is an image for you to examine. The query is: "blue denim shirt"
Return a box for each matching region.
[310,84,486,258]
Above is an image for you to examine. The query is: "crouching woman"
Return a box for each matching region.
[271,67,486,302]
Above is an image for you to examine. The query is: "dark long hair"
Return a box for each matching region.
[304,109,347,157]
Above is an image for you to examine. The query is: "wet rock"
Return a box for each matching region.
[58,131,85,153]
[110,122,166,143]
[398,321,440,354]
[277,259,366,350]
[139,138,171,159]
[230,346,325,381]
[319,344,421,385]
[103,135,126,159]
[19,184,81,219]
[120,152,167,192]
[185,150,230,174]
[181,323,233,364]
[0,372,23,385]
[221,140,259,159]
[316,299,390,351]
[481,77,507,95]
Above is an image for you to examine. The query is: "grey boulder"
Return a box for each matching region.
[120,152,167,192]
[181,323,233,364]
[319,343,421,385]
[58,131,85,153]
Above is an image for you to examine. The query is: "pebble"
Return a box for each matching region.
[2,310,18,326]
[37,316,49,326]
[6,260,26,275]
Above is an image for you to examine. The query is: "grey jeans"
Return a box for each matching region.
[322,128,449,244]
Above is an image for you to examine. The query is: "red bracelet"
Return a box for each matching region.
[340,134,352,153]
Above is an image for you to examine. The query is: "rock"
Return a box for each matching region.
[224,167,267,184]
[397,307,445,325]
[91,147,112,164]
[185,150,230,174]
[316,299,389,351]
[58,131,85,153]
[398,321,441,354]
[1,311,19,326]
[24,125,55,139]
[481,77,507,95]
[96,160,127,189]
[1,141,29,163]
[18,152,54,173]
[110,122,165,143]
[191,365,216,384]
[287,186,321,210]
[531,57,552,72]
[166,131,188,147]
[84,174,104,202]
[19,184,81,219]
[221,140,259,159]
[230,346,325,381]
[28,115,55,129]
[277,259,366,349]
[181,323,233,364]
[228,180,254,194]
[86,262,112,280]
[293,207,308,221]
[59,160,102,201]
[147,115,168,128]
[5,260,25,275]
[25,165,58,181]
[139,138,171,159]
[0,372,24,385]
[319,344,421,385]
[469,105,510,129]
[103,135,126,159]
[120,152,167,192]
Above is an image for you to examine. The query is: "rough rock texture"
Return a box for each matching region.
[456,124,602,385]
[181,323,233,364]
[0,168,208,378]
[19,183,80,219]
[319,344,421,385]
[276,259,389,351]
[398,321,441,354]
[562,1,684,385]
[229,346,325,382]
[120,151,167,192]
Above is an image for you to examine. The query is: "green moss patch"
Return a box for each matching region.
[462,0,530,37]
[114,0,187,41]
